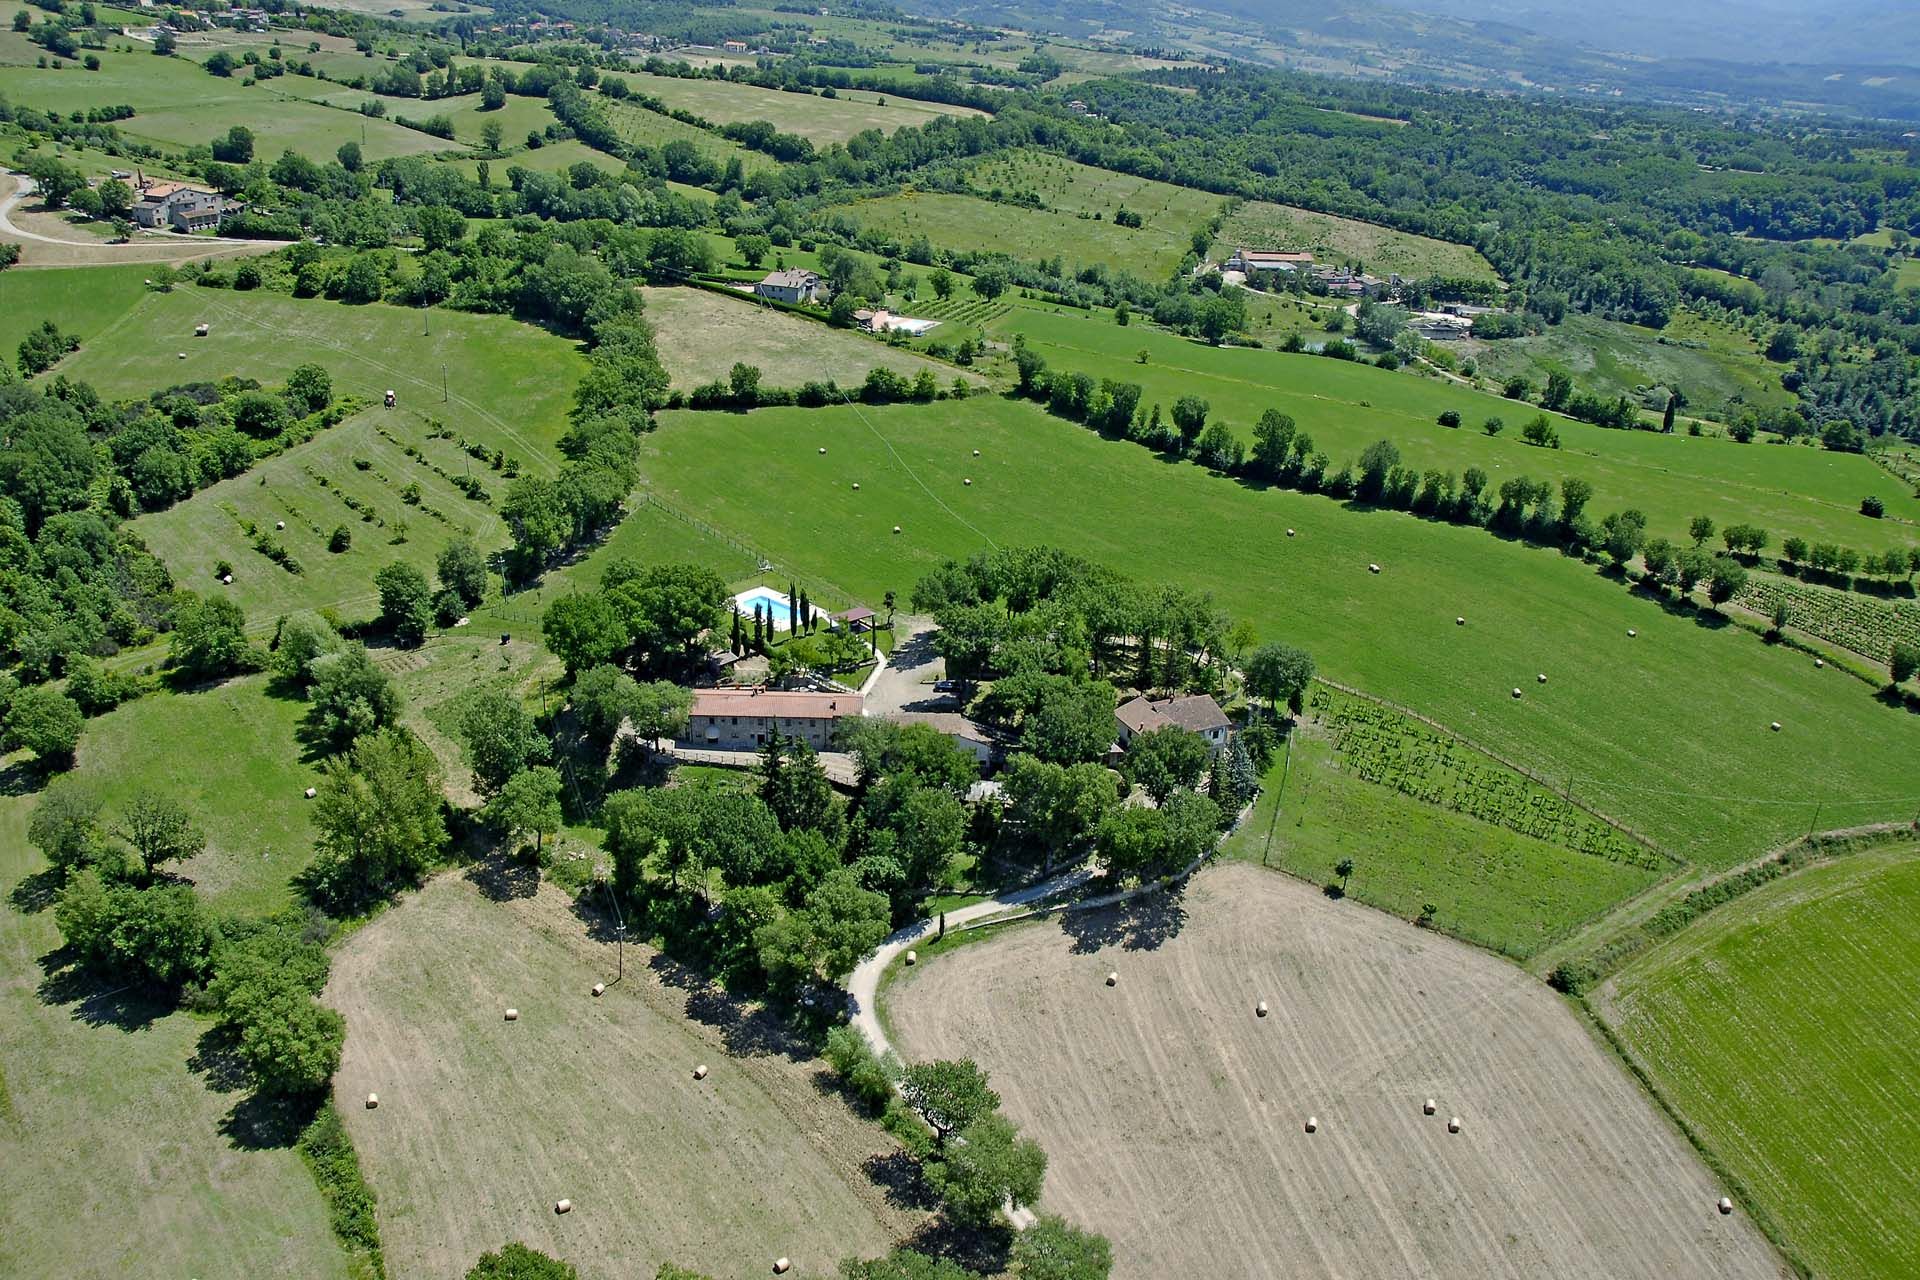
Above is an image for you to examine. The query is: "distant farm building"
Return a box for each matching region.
[755,269,823,305]
[1115,694,1232,751]
[1227,249,1315,275]
[684,687,861,750]
[130,181,233,233]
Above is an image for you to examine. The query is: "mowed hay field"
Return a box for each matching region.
[639,286,977,389]
[617,72,984,144]
[886,863,1788,1280]
[1597,845,1920,1279]
[327,875,913,1280]
[639,396,1920,865]
[993,307,1920,551]
[0,782,345,1280]
[1212,199,1501,281]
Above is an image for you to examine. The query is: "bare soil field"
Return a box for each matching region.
[327,873,917,1280]
[886,862,1790,1280]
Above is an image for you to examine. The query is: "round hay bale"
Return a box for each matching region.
[1304,1116,1318,1133]
[774,1259,792,1275]
[1512,687,1522,699]
[1537,673,1548,683]
[852,482,860,490]
[1770,721,1782,732]
[972,449,981,457]
[275,520,286,531]
[178,352,188,359]
[818,447,827,454]
[1456,616,1465,626]
[1423,1099,1436,1116]
[1256,1001,1268,1017]
[1447,1116,1462,1134]
[1815,658,1824,668]
[591,982,605,997]
[222,574,233,585]
[1105,971,1118,987]
[555,1198,573,1215]
[1627,628,1637,637]
[365,1092,379,1109]
[1368,563,1381,574]
[305,787,317,799]
[893,525,902,534]
[963,478,972,486]
[504,1008,519,1022]
[1286,528,1295,537]
[694,1064,709,1080]
[905,950,918,966]
[1717,1197,1733,1216]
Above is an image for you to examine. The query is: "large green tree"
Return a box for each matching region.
[1122,726,1211,804]
[306,728,447,910]
[459,689,547,797]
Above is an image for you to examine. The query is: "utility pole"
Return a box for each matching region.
[441,363,448,402]
[1262,732,1292,867]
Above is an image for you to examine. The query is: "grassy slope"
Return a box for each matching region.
[0,33,461,161]
[70,678,320,915]
[1463,309,1795,418]
[0,263,157,355]
[1213,198,1500,282]
[618,70,983,143]
[1601,845,1920,1279]
[639,395,1920,866]
[1222,730,1660,959]
[639,286,973,389]
[995,306,1920,551]
[0,766,345,1279]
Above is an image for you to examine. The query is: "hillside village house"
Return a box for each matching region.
[1227,248,1315,275]
[755,268,823,305]
[1115,694,1232,752]
[685,687,861,750]
[131,182,230,233]
[889,711,996,767]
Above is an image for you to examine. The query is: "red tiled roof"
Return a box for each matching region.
[691,688,861,719]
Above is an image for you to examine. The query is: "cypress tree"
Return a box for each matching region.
[788,581,798,635]
[730,609,744,656]
[753,603,764,650]
[799,588,812,633]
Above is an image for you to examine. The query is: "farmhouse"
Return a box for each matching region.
[722,39,749,52]
[684,686,861,750]
[888,711,997,766]
[1227,248,1316,274]
[130,182,231,233]
[755,268,823,305]
[1115,694,1232,751]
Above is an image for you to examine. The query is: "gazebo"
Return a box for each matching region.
[838,606,877,633]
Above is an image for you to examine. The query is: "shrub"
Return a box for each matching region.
[328,525,352,552]
[297,1105,384,1265]
[824,1024,899,1115]
[1862,495,1886,518]
[1437,410,1461,428]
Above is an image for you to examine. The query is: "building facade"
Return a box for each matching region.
[754,269,822,305]
[684,687,861,750]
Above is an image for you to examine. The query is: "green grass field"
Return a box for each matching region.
[638,394,1920,866]
[640,286,975,389]
[0,32,462,161]
[617,70,984,144]
[603,99,777,172]
[0,263,159,355]
[1601,844,1920,1279]
[1213,198,1500,282]
[1223,727,1663,959]
[993,306,1920,551]
[1464,309,1795,420]
[69,678,320,914]
[962,149,1224,233]
[0,751,345,1280]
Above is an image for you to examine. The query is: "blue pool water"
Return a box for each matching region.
[735,587,806,631]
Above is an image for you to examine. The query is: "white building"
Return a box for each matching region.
[1115,694,1232,752]
[888,712,996,766]
[754,269,821,305]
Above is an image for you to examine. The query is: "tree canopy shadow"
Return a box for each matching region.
[647,951,812,1062]
[464,850,538,901]
[900,1217,1014,1277]
[9,866,64,915]
[1057,883,1190,955]
[862,1149,940,1212]
[34,955,173,1031]
[0,757,49,798]
[218,1088,317,1151]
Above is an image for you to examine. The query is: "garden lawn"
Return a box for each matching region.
[1213,197,1500,282]
[993,306,1920,551]
[615,70,983,143]
[1599,844,1920,1280]
[638,395,1920,866]
[1222,729,1662,960]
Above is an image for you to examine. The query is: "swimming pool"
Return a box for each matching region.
[733,586,821,632]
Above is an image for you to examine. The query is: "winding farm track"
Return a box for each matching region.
[886,862,1793,1280]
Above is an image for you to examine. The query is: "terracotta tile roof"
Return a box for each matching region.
[690,687,861,719]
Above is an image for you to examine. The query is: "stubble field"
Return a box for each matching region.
[887,862,1789,1280]
[327,874,918,1280]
